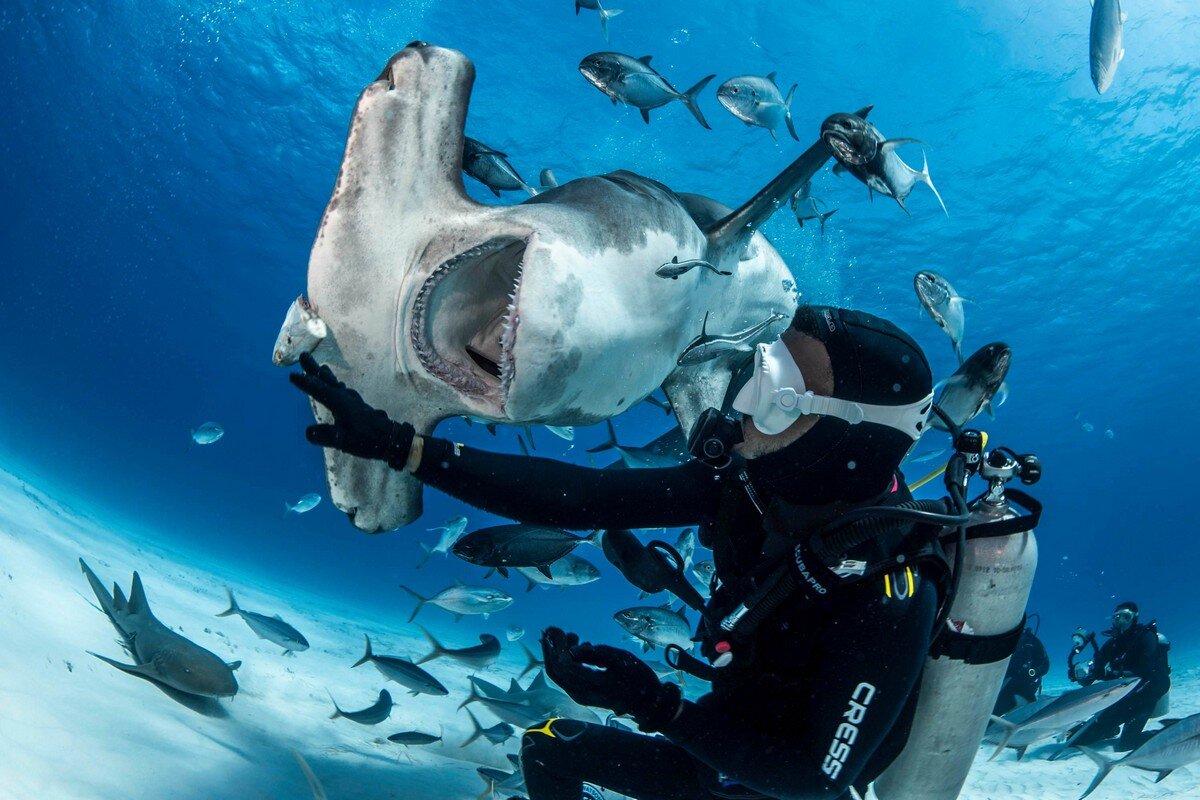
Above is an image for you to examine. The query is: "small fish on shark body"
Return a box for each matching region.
[190,422,224,445]
[400,581,514,622]
[677,311,788,366]
[791,181,837,236]
[452,525,600,578]
[716,73,798,142]
[654,256,731,280]
[915,270,970,364]
[462,136,537,197]
[414,624,501,669]
[352,634,448,696]
[216,588,308,654]
[284,493,321,516]
[578,52,715,128]
[821,106,948,216]
[328,688,393,725]
[418,515,469,569]
[272,295,327,366]
[575,0,622,42]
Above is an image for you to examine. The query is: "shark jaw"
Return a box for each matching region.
[410,234,530,416]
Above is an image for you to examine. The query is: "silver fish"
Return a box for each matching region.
[400,582,513,622]
[613,603,692,651]
[790,181,837,236]
[589,422,689,469]
[516,554,602,591]
[905,448,947,465]
[462,136,535,197]
[216,588,309,654]
[677,311,787,366]
[328,688,393,725]
[821,107,947,216]
[1089,0,1126,95]
[931,343,1011,432]
[1077,711,1200,798]
[655,256,731,280]
[914,270,969,364]
[545,425,575,441]
[284,493,321,515]
[418,515,469,568]
[691,560,716,587]
[414,624,501,669]
[578,52,715,128]
[388,730,442,746]
[80,560,238,698]
[352,634,448,696]
[674,528,696,569]
[506,625,525,642]
[462,708,515,747]
[575,0,623,42]
[190,422,224,445]
[716,73,798,142]
[272,295,328,366]
[987,678,1139,760]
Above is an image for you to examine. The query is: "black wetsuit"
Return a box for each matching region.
[415,441,939,800]
[1072,623,1170,751]
[992,628,1049,716]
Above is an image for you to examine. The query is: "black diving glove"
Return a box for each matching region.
[289,353,415,469]
[541,627,681,733]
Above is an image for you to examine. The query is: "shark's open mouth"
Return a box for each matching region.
[411,236,528,408]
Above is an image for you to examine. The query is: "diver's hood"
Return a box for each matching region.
[742,307,933,505]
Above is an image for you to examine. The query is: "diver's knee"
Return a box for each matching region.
[521,717,588,749]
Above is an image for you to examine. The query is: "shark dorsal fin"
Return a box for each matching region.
[128,572,151,617]
[529,671,549,691]
[766,71,777,85]
[508,678,522,693]
[638,55,653,65]
[854,105,874,119]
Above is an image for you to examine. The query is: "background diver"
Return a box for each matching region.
[1068,600,1171,752]
[291,306,959,800]
[992,614,1050,716]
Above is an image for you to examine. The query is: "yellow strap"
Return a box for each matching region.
[884,573,892,599]
[526,718,561,738]
[906,566,914,597]
[907,432,989,491]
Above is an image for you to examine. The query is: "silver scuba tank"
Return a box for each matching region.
[872,452,1039,800]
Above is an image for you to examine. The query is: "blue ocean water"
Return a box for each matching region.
[2,0,1198,701]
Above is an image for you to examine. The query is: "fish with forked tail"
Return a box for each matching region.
[216,588,309,654]
[655,256,731,280]
[399,582,513,621]
[791,180,837,235]
[1075,711,1200,799]
[575,0,623,42]
[413,624,501,669]
[352,634,448,696]
[914,270,970,364]
[451,526,600,578]
[677,311,787,366]
[931,343,1011,431]
[821,107,947,216]
[716,73,798,142]
[579,52,715,128]
[328,689,393,725]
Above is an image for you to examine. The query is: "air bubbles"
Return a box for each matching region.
[1105,429,1115,439]
[846,461,857,470]
[892,383,901,393]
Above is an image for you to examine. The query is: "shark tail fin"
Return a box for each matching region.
[599,8,622,42]
[462,709,486,747]
[918,151,949,217]
[1076,745,1117,800]
[519,642,544,678]
[986,715,1019,761]
[327,689,343,720]
[414,624,445,665]
[784,83,799,141]
[352,634,374,668]
[680,74,716,130]
[586,420,619,454]
[79,559,119,623]
[216,587,240,617]
[399,585,429,623]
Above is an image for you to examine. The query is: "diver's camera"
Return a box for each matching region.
[688,408,744,468]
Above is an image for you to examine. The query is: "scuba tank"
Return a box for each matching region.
[873,445,1041,800]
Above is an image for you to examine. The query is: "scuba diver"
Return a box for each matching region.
[992,614,1050,716]
[1068,601,1171,752]
[289,306,1025,800]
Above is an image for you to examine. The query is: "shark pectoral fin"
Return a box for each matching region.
[89,651,157,679]
[228,660,243,670]
[880,137,925,151]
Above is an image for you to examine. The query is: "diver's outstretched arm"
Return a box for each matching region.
[414,437,722,530]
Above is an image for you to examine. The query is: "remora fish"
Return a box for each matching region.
[272,295,328,366]
[930,342,1011,432]
[388,730,442,746]
[1089,0,1127,95]
[575,0,623,42]
[1076,711,1200,799]
[284,493,321,516]
[716,73,798,142]
[216,588,309,654]
[462,708,515,747]
[578,52,715,128]
[790,180,837,236]
[328,688,393,725]
[418,515,469,568]
[677,311,787,366]
[80,559,238,698]
[414,624,501,669]
[914,270,969,364]
[516,554,602,591]
[905,448,947,465]
[614,603,693,651]
[399,581,514,621]
[986,678,1139,760]
[452,526,600,578]
[190,422,224,445]
[351,634,449,696]
[589,423,690,469]
[820,106,948,216]
[655,256,732,280]
[545,425,575,441]
[462,136,536,197]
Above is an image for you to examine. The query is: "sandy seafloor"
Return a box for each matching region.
[2,464,1197,800]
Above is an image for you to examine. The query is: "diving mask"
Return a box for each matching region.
[1112,608,1136,630]
[731,337,934,438]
